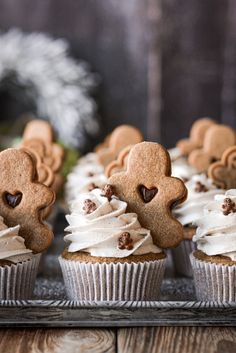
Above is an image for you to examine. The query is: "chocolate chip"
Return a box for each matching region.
[82,199,97,214]
[87,172,94,177]
[139,185,158,203]
[181,177,189,183]
[101,184,115,201]
[118,231,133,250]
[88,183,98,192]
[210,157,218,164]
[222,197,236,216]
[194,181,208,193]
[4,192,22,208]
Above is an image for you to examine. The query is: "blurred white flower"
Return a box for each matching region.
[0,29,99,147]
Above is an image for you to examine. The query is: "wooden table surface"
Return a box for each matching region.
[0,327,236,353]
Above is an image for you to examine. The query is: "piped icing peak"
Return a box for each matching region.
[193,189,236,261]
[65,187,161,258]
[0,216,32,263]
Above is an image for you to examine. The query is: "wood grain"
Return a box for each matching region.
[117,327,236,353]
[0,328,116,353]
[0,301,236,327]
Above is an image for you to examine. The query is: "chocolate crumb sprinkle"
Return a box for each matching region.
[118,232,134,250]
[83,199,97,214]
[194,181,208,193]
[101,184,115,201]
[88,183,98,191]
[222,198,236,216]
[87,172,94,177]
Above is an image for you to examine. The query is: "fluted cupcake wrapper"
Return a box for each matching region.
[0,254,41,300]
[59,256,166,301]
[190,252,236,301]
[172,240,197,277]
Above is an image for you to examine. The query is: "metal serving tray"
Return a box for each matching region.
[1,214,236,327]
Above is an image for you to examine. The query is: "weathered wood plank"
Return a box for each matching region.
[0,328,116,353]
[0,301,235,327]
[117,327,236,353]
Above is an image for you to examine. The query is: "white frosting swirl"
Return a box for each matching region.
[65,188,161,258]
[174,174,224,226]
[193,190,236,261]
[0,217,32,263]
[65,153,107,204]
[171,156,198,181]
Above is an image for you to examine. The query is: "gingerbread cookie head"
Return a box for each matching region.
[108,142,187,248]
[97,125,143,167]
[208,146,236,189]
[0,148,55,253]
[23,119,54,143]
[188,124,236,173]
[105,145,132,178]
[177,118,215,156]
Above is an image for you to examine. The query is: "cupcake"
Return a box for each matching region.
[190,190,236,301]
[0,217,40,299]
[59,186,166,300]
[172,174,224,276]
[60,142,187,301]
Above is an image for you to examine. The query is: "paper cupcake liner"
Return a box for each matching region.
[59,256,166,301]
[172,240,197,277]
[190,252,236,301]
[0,254,41,300]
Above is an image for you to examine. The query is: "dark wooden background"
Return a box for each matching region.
[0,0,235,148]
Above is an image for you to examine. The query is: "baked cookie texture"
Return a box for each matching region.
[109,142,187,248]
[0,148,55,253]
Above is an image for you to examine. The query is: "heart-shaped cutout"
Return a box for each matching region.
[4,192,22,208]
[139,185,158,203]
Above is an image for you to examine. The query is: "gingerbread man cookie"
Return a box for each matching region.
[208,146,236,189]
[109,142,187,248]
[0,148,55,253]
[188,124,236,173]
[23,119,54,143]
[105,145,132,177]
[97,125,143,167]
[177,118,215,156]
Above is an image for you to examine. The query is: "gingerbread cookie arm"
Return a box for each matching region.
[50,144,65,172]
[21,147,55,187]
[208,146,236,189]
[97,125,143,167]
[109,142,187,248]
[105,145,133,177]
